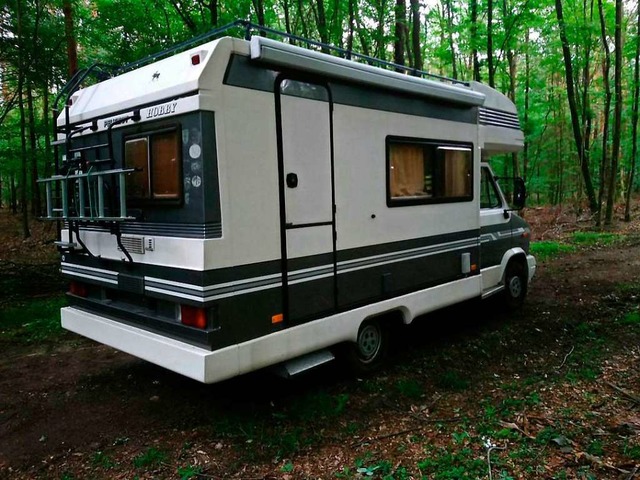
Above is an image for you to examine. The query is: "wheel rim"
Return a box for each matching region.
[508,275,522,298]
[358,324,382,362]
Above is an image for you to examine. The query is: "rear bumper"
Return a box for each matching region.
[61,307,239,383]
[527,254,537,283]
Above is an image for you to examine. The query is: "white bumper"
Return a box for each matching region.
[61,307,240,383]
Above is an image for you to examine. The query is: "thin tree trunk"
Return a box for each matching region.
[10,174,17,214]
[624,1,640,221]
[470,0,480,81]
[27,83,40,216]
[597,0,611,226]
[346,0,355,57]
[523,29,530,182]
[605,0,623,225]
[555,0,598,213]
[314,0,329,49]
[43,84,52,178]
[410,0,422,72]
[394,0,406,69]
[445,0,457,79]
[62,0,78,77]
[17,0,30,238]
[488,0,495,87]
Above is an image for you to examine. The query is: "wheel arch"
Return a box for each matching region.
[499,247,529,284]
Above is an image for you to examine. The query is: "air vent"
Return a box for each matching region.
[118,236,145,255]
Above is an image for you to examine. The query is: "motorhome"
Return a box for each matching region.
[41,22,536,383]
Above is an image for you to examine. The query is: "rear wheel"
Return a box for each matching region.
[504,260,527,309]
[344,318,389,374]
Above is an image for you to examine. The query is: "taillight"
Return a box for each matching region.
[69,281,88,297]
[180,305,207,329]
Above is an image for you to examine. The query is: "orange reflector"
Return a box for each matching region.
[522,231,530,239]
[271,313,283,324]
[181,305,207,329]
[470,264,478,272]
[69,281,88,297]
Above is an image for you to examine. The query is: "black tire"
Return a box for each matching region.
[343,318,389,375]
[503,260,528,309]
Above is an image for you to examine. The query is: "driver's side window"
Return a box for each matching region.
[480,167,502,209]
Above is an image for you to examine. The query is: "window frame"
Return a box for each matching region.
[385,136,474,208]
[480,166,504,210]
[123,125,183,207]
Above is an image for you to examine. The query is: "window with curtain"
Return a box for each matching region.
[125,128,182,204]
[387,138,472,206]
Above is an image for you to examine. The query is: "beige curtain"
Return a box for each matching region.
[390,144,425,197]
[444,150,471,197]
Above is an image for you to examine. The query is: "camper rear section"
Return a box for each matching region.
[46,28,535,383]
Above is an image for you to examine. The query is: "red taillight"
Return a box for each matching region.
[69,281,88,297]
[180,305,207,329]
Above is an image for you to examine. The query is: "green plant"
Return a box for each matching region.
[417,447,486,479]
[619,311,640,325]
[132,447,167,468]
[280,461,294,473]
[530,241,576,261]
[436,370,470,391]
[586,440,604,456]
[0,295,67,344]
[571,231,624,246]
[395,378,423,399]
[92,451,115,469]
[177,465,203,480]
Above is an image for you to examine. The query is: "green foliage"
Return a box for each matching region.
[570,232,624,246]
[0,295,67,344]
[280,461,294,473]
[177,465,203,479]
[530,241,576,261]
[394,378,423,399]
[92,451,115,470]
[417,447,486,479]
[435,370,470,391]
[619,310,640,325]
[132,447,167,468]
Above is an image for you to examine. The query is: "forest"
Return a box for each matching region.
[0,0,639,236]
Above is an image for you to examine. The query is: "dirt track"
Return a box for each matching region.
[1,236,640,479]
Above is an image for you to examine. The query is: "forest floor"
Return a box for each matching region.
[1,206,640,479]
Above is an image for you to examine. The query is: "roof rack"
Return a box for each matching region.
[116,20,467,86]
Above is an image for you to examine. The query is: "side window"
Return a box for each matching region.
[387,138,472,206]
[125,128,181,203]
[480,167,502,209]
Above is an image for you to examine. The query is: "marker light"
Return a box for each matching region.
[191,54,201,66]
[272,313,283,324]
[180,305,207,329]
[69,281,88,297]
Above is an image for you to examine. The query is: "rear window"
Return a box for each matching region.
[125,129,181,203]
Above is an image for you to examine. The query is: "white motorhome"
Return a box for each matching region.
[41,23,536,383]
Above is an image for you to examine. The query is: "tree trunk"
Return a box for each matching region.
[605,0,623,225]
[596,0,612,226]
[314,0,329,49]
[555,0,598,213]
[17,0,30,238]
[444,0,457,79]
[410,0,422,72]
[10,174,17,214]
[394,0,407,69]
[346,0,355,57]
[523,29,530,182]
[62,0,78,78]
[27,84,40,216]
[487,0,495,87]
[624,1,640,221]
[42,84,52,178]
[470,0,480,81]
[209,0,218,26]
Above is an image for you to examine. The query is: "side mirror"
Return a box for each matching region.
[512,177,526,210]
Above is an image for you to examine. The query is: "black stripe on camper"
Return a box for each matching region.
[223,55,477,124]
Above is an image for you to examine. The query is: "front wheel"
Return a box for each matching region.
[343,318,389,375]
[503,261,528,309]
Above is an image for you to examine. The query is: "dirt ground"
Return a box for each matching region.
[1,208,640,479]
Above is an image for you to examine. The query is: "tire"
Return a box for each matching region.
[343,318,389,375]
[503,260,528,309]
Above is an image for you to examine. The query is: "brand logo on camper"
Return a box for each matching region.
[146,102,178,119]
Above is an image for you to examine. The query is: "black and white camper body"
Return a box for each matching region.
[44,31,536,383]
